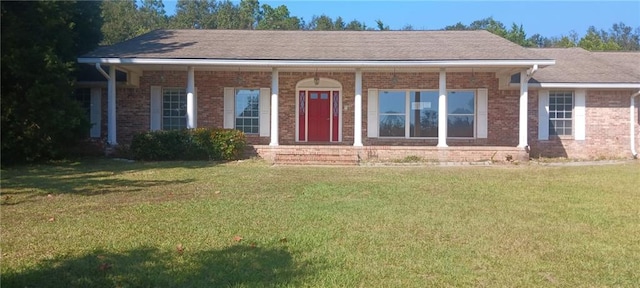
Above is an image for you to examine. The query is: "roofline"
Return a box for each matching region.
[510,82,640,89]
[78,57,555,68]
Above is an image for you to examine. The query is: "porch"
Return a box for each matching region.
[250,145,528,165]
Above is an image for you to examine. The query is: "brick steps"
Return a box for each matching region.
[274,152,358,166]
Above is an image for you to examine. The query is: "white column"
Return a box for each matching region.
[518,70,529,148]
[107,65,117,145]
[269,68,279,146]
[354,69,363,146]
[186,66,196,129]
[437,68,448,147]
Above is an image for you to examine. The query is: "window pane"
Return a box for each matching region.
[379,91,405,114]
[409,91,438,137]
[379,115,405,137]
[549,91,573,136]
[235,89,260,134]
[162,88,187,130]
[448,115,474,137]
[448,91,474,114]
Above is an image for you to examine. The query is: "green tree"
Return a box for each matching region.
[506,23,534,47]
[256,4,301,30]
[345,20,365,31]
[238,0,260,29]
[215,0,239,29]
[170,0,215,29]
[468,17,507,37]
[333,16,346,30]
[578,26,621,51]
[1,1,101,164]
[100,0,140,44]
[138,0,168,33]
[608,22,640,50]
[308,14,334,30]
[375,19,390,31]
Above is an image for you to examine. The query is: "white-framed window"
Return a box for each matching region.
[223,87,271,136]
[377,90,475,138]
[234,89,260,134]
[162,88,187,130]
[447,91,475,137]
[549,91,573,137]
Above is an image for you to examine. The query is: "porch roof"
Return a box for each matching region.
[79,29,553,68]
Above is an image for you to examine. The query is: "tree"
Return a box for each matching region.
[215,0,239,29]
[100,0,140,44]
[506,23,534,47]
[256,4,301,30]
[578,26,621,51]
[333,16,345,30]
[375,19,389,31]
[238,0,260,29]
[468,17,507,37]
[345,20,365,31]
[170,0,215,29]
[308,14,334,30]
[608,22,640,50]
[138,0,168,33]
[1,1,101,164]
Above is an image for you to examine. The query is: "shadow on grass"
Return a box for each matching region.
[0,158,218,204]
[2,245,316,287]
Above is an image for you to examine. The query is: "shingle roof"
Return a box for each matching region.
[83,29,549,61]
[528,48,640,84]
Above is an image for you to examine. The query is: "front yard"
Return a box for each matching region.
[1,159,639,287]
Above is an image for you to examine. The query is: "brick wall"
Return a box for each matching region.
[529,90,640,159]
[102,70,638,160]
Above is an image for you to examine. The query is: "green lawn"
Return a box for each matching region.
[1,159,639,287]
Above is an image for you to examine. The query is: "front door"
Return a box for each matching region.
[307,91,331,141]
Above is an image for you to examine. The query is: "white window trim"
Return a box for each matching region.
[223,87,271,136]
[161,87,188,131]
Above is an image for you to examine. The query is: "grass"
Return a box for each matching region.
[1,159,639,287]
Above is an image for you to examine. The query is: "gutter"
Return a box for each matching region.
[78,57,555,68]
[631,90,640,159]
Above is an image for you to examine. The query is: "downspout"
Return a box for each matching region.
[631,90,640,159]
[95,63,110,80]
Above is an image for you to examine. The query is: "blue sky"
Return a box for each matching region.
[163,1,640,38]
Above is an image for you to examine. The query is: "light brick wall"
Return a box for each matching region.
[103,70,638,160]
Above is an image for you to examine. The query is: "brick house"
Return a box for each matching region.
[77,29,640,163]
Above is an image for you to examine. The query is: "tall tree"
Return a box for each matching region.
[100,0,140,44]
[608,22,640,50]
[333,16,346,30]
[578,26,621,51]
[345,20,365,31]
[375,19,390,31]
[238,0,260,29]
[308,15,334,30]
[215,0,239,29]
[506,23,534,47]
[138,0,168,33]
[170,0,215,29]
[1,1,101,164]
[256,4,301,30]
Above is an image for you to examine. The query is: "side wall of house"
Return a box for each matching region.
[529,89,639,159]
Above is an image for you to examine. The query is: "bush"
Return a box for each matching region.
[129,128,246,161]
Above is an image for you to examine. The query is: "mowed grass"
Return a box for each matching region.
[1,159,639,287]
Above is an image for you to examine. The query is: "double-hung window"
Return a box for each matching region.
[549,91,573,136]
[234,89,260,134]
[162,88,187,130]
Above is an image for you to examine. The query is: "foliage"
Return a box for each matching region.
[129,128,246,161]
[2,161,639,286]
[1,1,101,165]
[256,4,301,30]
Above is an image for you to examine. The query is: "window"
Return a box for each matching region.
[447,91,475,137]
[549,91,573,136]
[378,90,475,138]
[410,91,439,137]
[74,88,91,136]
[235,89,260,134]
[162,88,187,130]
[379,91,406,137]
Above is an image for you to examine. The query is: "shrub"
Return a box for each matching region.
[129,128,246,161]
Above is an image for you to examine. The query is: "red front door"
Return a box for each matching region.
[307,91,331,141]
